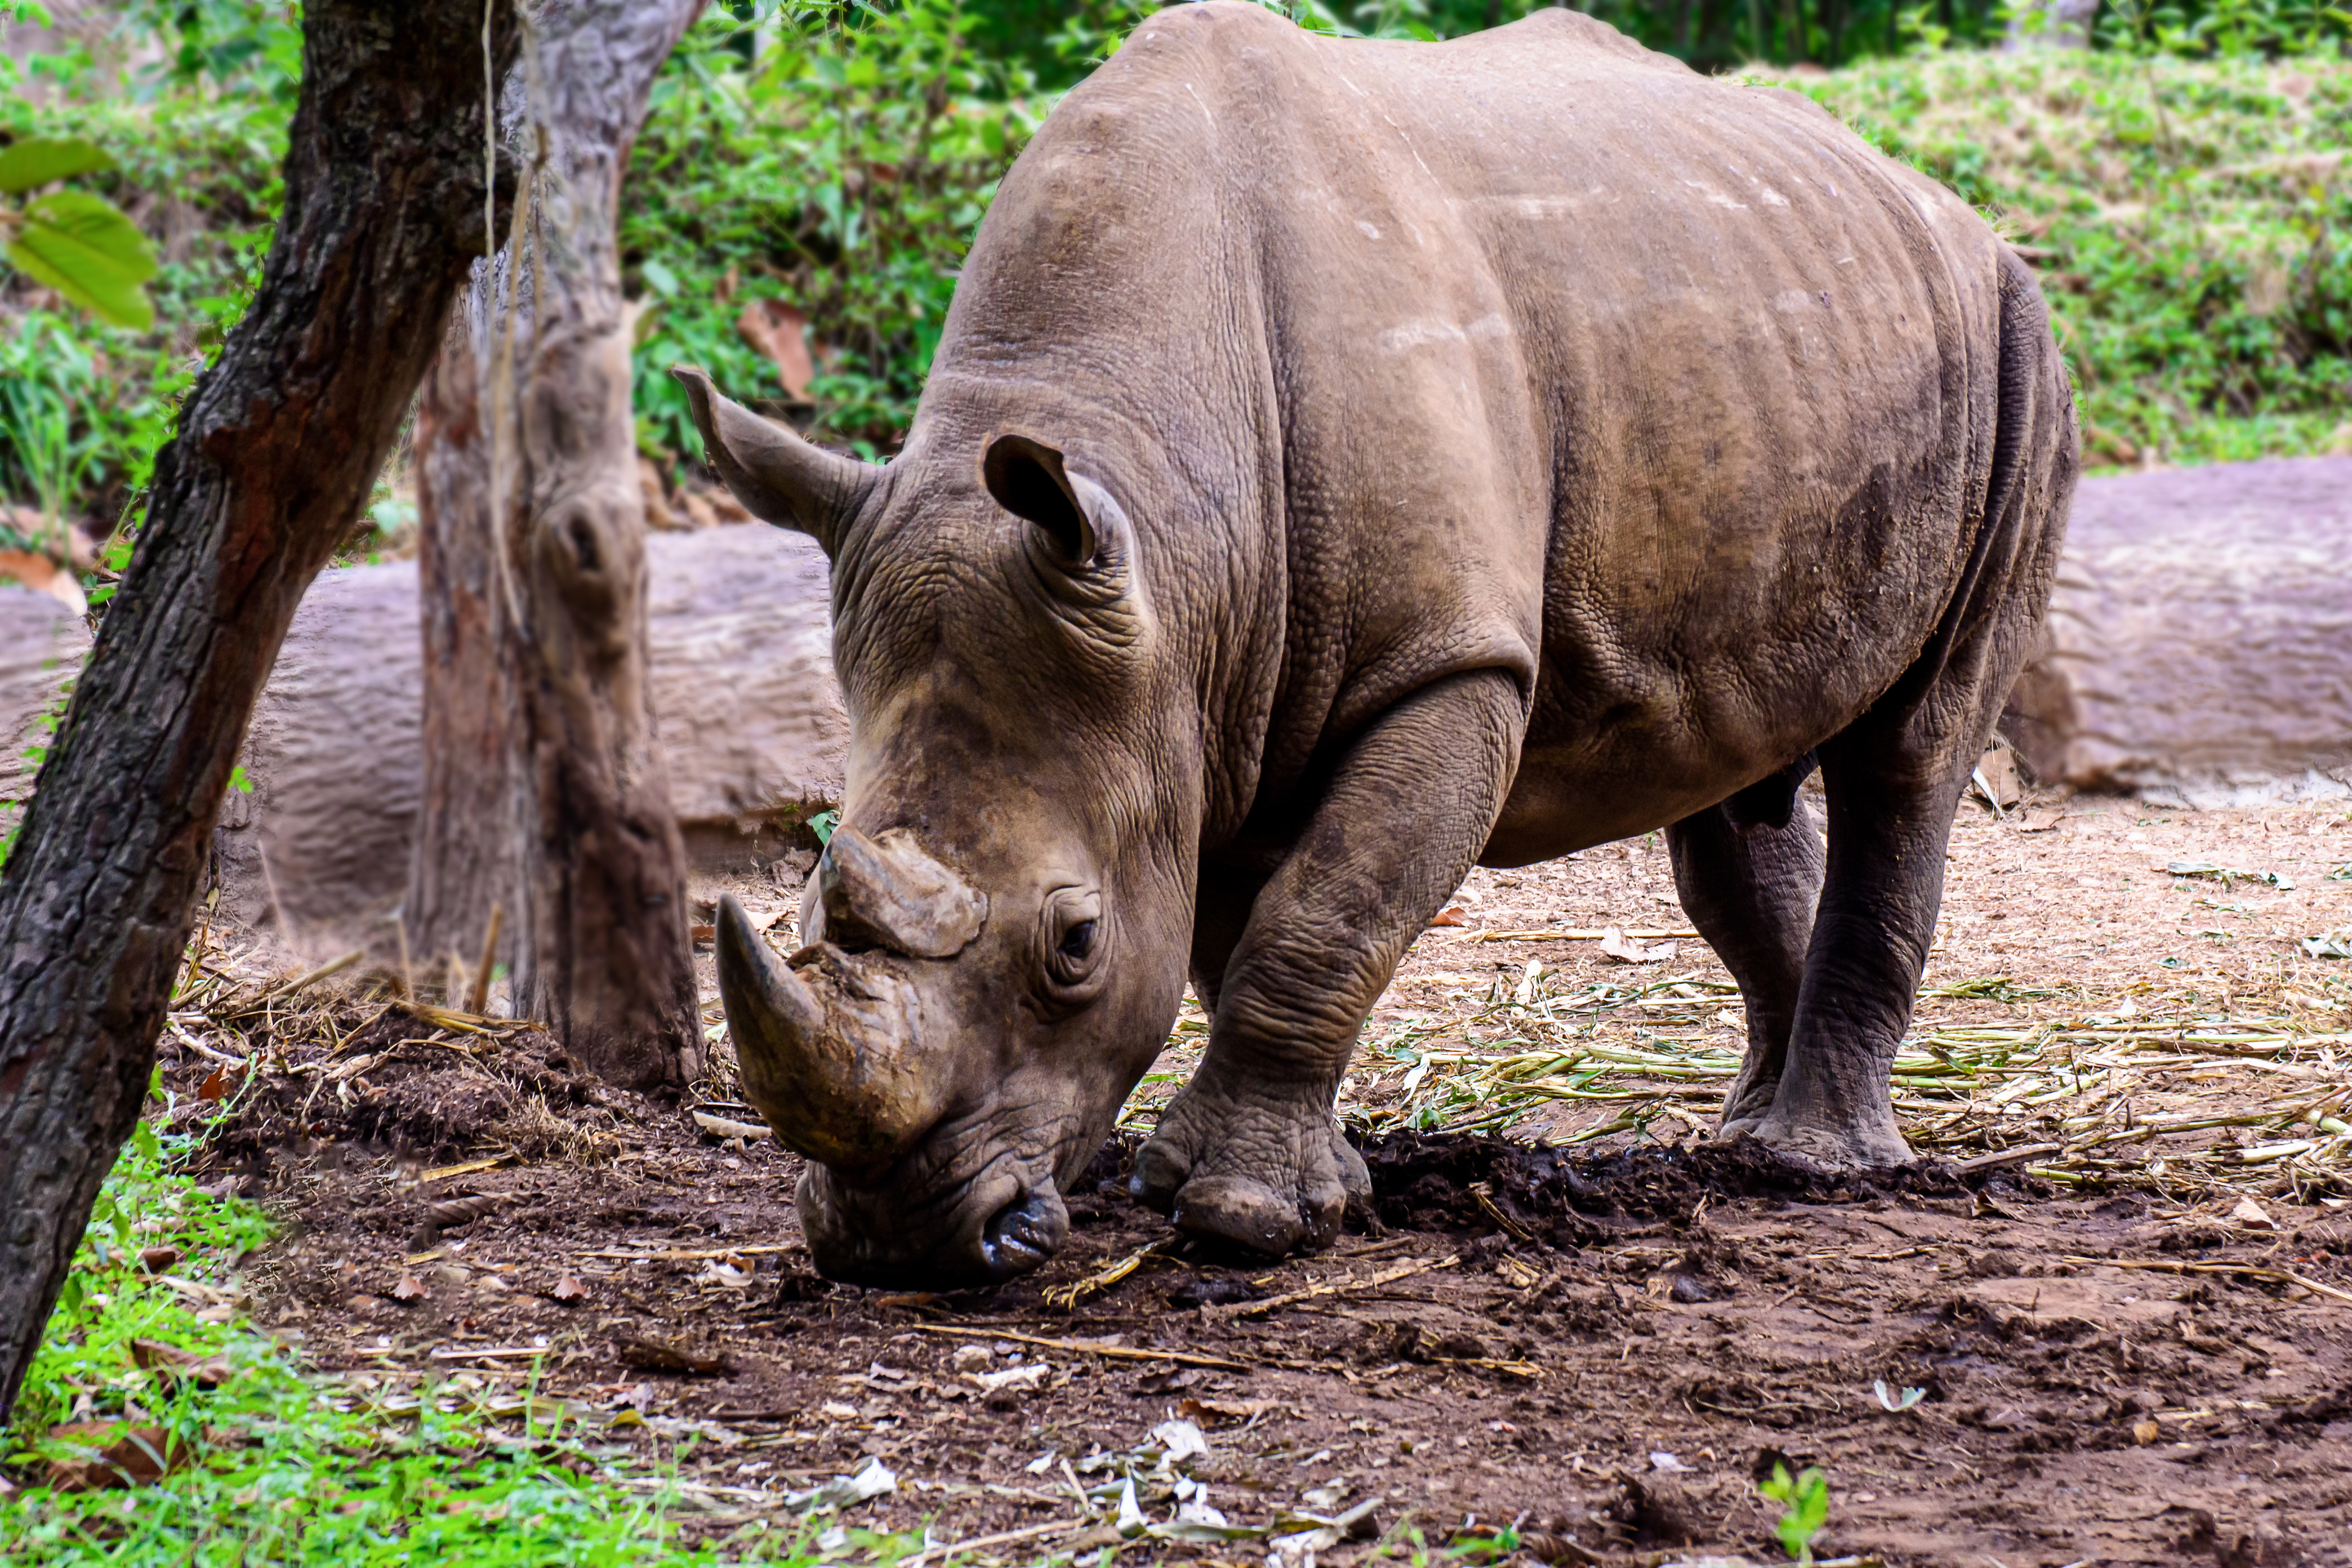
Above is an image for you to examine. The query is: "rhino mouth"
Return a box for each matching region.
[796,1142,1071,1288]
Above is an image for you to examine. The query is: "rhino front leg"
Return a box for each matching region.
[1135,670,1524,1255]
[1664,755,1823,1136]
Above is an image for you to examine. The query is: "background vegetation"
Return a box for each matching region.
[3,0,2347,567]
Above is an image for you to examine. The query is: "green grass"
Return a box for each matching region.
[0,1083,877,1566]
[1774,49,2352,472]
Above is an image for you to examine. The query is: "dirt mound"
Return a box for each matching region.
[1360,1131,1974,1245]
[197,1005,651,1174]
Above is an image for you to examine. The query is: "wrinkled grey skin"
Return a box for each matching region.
[678,3,2077,1287]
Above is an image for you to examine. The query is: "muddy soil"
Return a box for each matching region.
[168,800,2352,1565]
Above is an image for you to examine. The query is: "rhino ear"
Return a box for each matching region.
[671,365,879,557]
[983,433,1097,567]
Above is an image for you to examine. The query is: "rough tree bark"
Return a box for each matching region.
[0,0,519,1423]
[406,0,706,1091]
[406,312,514,981]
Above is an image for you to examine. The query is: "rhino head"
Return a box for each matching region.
[674,368,1198,1288]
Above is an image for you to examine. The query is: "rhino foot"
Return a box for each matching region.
[1132,1093,1370,1256]
[1739,1105,1915,1172]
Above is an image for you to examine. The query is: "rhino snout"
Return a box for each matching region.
[979,1182,1070,1280]
[798,1161,1068,1287]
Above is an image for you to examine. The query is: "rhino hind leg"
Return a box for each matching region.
[1664,758,1824,1136]
[1746,250,2076,1170]
[1136,670,1525,1255]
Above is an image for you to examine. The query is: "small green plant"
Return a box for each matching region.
[0,1071,877,1565]
[0,137,158,328]
[1759,1462,1831,1564]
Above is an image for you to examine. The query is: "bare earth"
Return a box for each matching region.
[165,793,2352,1566]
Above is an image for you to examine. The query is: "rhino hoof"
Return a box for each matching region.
[1171,1174,1326,1256]
[1745,1112,1915,1173]
[1139,1116,1367,1258]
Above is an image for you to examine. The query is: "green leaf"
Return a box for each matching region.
[230,763,254,795]
[7,188,159,329]
[0,136,117,194]
[808,807,839,845]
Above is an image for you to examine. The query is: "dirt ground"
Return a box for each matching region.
[156,791,2352,1566]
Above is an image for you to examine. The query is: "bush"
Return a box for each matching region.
[624,0,1049,462]
[0,3,289,548]
[2,0,2346,546]
[1783,48,2352,465]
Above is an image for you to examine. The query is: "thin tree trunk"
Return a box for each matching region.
[408,0,705,1090]
[407,309,515,980]
[0,0,518,1424]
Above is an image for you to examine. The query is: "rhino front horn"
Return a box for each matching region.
[714,894,946,1176]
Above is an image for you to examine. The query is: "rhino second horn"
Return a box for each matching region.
[670,364,879,555]
[817,825,988,959]
[714,894,945,1174]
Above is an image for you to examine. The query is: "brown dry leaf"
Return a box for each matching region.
[43,1423,190,1491]
[196,1069,232,1103]
[391,1273,429,1303]
[1177,1396,1283,1427]
[425,1192,509,1230]
[0,548,87,615]
[1427,906,1470,929]
[1597,926,1675,965]
[637,458,684,532]
[1972,745,2023,811]
[2019,806,2068,833]
[137,1246,182,1274]
[737,299,816,402]
[2132,1418,2163,1446]
[2231,1197,2277,1231]
[551,1274,588,1303]
[617,1335,732,1375]
[128,1339,232,1388]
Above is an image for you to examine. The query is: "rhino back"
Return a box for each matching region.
[921,2,2024,847]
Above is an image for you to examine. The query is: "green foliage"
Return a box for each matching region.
[0,1090,879,1566]
[1758,1462,1831,1562]
[0,137,159,328]
[0,10,286,599]
[1782,50,2352,467]
[625,1,1047,459]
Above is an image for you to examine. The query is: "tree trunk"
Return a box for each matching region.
[0,0,518,1425]
[407,0,705,1090]
[407,307,516,980]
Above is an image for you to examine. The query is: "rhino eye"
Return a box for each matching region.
[1041,890,1106,995]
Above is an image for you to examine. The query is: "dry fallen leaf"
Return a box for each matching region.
[617,1335,732,1375]
[1597,926,1676,965]
[737,299,816,402]
[2132,1418,2162,1446]
[391,1273,429,1303]
[1427,906,1470,929]
[136,1246,181,1274]
[551,1274,588,1303]
[128,1339,232,1388]
[0,548,88,615]
[43,1423,189,1491]
[2231,1197,2277,1231]
[1177,1396,1283,1427]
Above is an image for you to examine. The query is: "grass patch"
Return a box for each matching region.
[1776,49,2352,471]
[0,1079,893,1566]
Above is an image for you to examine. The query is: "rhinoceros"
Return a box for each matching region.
[672,1,2076,1286]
